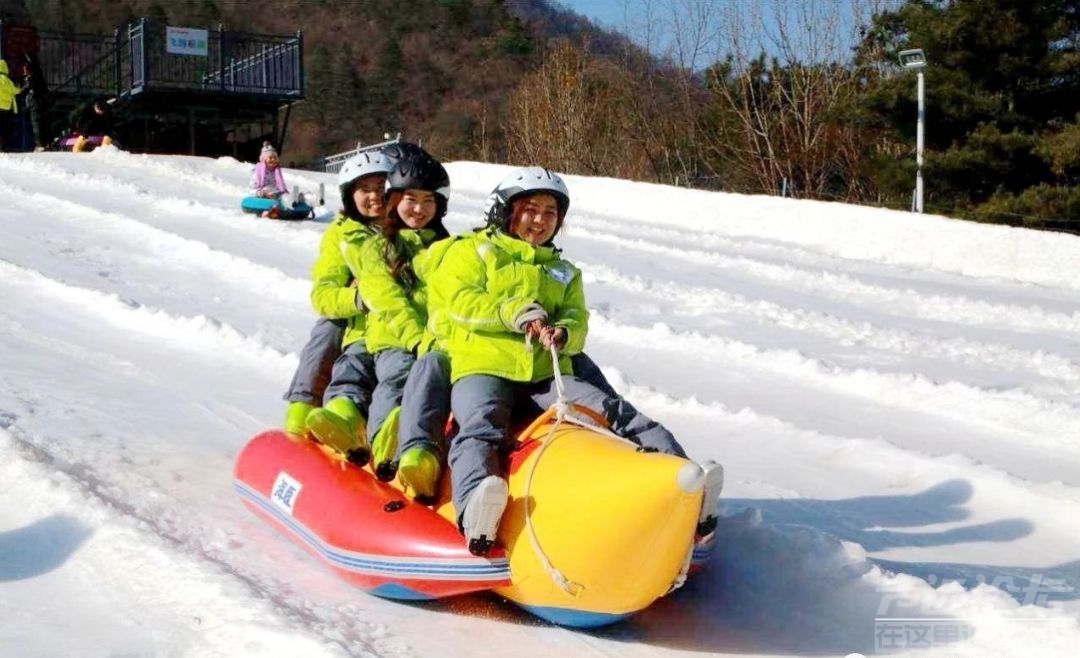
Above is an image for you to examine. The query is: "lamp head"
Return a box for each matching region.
[899,48,927,69]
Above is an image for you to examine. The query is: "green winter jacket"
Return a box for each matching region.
[0,62,18,113]
[350,227,442,355]
[429,228,588,383]
[311,213,378,347]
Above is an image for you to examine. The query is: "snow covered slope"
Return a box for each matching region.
[1,149,1078,657]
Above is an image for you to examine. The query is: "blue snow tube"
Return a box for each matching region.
[240,196,314,220]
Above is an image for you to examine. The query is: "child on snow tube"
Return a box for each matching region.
[250,142,306,216]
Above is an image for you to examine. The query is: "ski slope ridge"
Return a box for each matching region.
[581,261,1080,389]
[0,151,1077,657]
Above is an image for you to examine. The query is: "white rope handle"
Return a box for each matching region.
[548,343,637,446]
[520,345,580,595]
[521,343,650,595]
[549,344,568,414]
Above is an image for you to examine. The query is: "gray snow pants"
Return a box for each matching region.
[396,351,620,462]
[398,350,452,459]
[447,371,686,525]
[323,340,377,422]
[368,348,416,439]
[283,317,346,405]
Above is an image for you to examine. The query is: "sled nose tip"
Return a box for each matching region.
[676,461,705,494]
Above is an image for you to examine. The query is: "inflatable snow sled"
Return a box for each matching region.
[240,195,315,220]
[57,134,116,152]
[234,405,717,628]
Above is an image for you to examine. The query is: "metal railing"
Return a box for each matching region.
[30,19,302,100]
[130,19,302,96]
[319,133,403,173]
[36,29,118,97]
[202,36,302,95]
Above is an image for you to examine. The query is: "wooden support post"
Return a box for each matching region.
[189,108,196,155]
[279,103,292,159]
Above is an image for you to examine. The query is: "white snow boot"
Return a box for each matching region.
[282,183,300,206]
[462,475,508,556]
[697,460,724,536]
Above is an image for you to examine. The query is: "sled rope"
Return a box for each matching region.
[546,345,637,446]
[546,350,698,597]
[518,346,585,596]
[521,344,649,595]
[668,542,693,594]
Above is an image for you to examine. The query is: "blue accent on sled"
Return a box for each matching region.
[233,480,510,580]
[367,583,436,601]
[692,532,716,565]
[516,603,632,628]
[240,195,314,220]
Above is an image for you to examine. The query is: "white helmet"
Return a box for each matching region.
[485,167,570,233]
[338,150,394,218]
[338,149,394,190]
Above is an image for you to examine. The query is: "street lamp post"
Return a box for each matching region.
[899,48,927,213]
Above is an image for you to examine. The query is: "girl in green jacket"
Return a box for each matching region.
[430,167,721,556]
[280,149,394,443]
[305,151,450,465]
[284,143,433,449]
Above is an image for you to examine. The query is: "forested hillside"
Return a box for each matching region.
[10,0,636,163]
[8,0,1080,230]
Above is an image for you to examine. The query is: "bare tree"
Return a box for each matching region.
[612,0,721,186]
[504,40,643,177]
[617,0,895,198]
[699,1,867,197]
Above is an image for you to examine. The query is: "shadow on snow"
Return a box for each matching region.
[581,479,1068,656]
[0,514,93,582]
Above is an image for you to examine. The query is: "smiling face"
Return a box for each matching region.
[394,189,438,229]
[509,193,560,246]
[263,153,279,169]
[351,174,386,219]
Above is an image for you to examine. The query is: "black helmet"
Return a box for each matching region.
[484,166,570,234]
[386,152,449,194]
[380,140,431,164]
[384,153,451,237]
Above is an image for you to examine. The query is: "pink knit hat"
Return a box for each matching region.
[259,141,278,163]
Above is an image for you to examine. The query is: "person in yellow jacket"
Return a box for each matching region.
[280,147,396,442]
[0,60,19,152]
[430,167,699,556]
[304,151,450,466]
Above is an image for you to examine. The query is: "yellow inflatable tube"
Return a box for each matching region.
[433,407,705,627]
